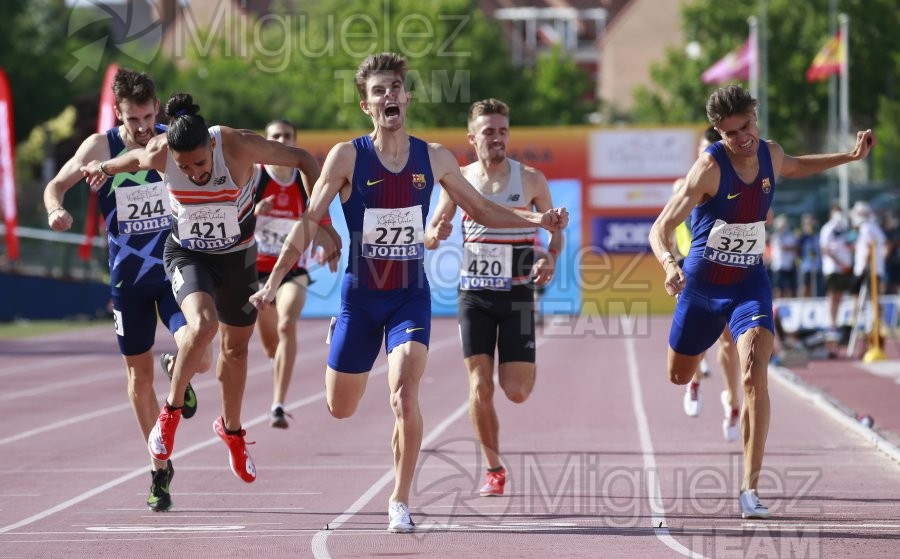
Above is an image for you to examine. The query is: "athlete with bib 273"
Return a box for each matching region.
[649,85,874,520]
[249,52,567,533]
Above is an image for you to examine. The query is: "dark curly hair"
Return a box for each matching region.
[164,93,208,152]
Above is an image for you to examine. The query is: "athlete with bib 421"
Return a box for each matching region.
[649,85,874,520]
[44,69,212,512]
[250,52,567,533]
[82,93,334,485]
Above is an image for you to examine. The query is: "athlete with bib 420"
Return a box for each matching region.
[82,93,334,485]
[649,85,874,520]
[250,52,567,533]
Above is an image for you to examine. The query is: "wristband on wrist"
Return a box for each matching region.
[98,161,113,178]
[47,207,65,216]
[659,251,674,265]
[548,247,559,256]
[318,216,332,226]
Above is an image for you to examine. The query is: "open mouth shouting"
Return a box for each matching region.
[384,101,401,118]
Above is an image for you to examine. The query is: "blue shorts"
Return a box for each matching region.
[327,275,431,374]
[111,281,186,356]
[669,268,774,356]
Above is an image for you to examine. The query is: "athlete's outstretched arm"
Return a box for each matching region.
[774,129,874,179]
[526,166,563,285]
[80,135,168,189]
[424,188,458,249]
[429,144,567,232]
[249,141,354,309]
[44,134,109,232]
[649,154,719,296]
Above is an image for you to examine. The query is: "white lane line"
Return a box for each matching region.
[0,370,122,402]
[0,381,328,534]
[0,403,133,446]
[0,328,334,444]
[0,327,458,536]
[0,354,103,378]
[625,336,707,559]
[310,400,469,559]
[768,364,900,466]
[309,324,564,559]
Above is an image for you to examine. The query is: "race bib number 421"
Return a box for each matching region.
[176,204,241,251]
[703,219,766,268]
[362,206,424,260]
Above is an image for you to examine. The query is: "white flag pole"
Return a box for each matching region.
[748,16,759,109]
[838,13,850,214]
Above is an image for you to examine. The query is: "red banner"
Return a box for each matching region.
[79,63,119,261]
[0,67,19,261]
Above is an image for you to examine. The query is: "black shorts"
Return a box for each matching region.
[458,284,535,363]
[825,272,853,293]
[164,237,259,327]
[258,267,312,289]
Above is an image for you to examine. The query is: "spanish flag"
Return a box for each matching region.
[806,31,844,82]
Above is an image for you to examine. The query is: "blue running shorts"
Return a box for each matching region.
[327,275,431,374]
[669,267,774,356]
[111,281,187,356]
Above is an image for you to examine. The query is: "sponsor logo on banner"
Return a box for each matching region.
[592,217,654,253]
[589,129,696,179]
[775,296,899,333]
[589,183,673,209]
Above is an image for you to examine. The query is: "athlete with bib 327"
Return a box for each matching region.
[44,69,212,512]
[250,53,567,533]
[82,93,333,484]
[649,85,874,519]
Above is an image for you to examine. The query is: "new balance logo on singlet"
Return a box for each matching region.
[507,194,520,202]
[213,176,226,185]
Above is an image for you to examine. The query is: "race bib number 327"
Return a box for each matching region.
[703,219,766,268]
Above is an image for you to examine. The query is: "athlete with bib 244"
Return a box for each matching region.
[44,69,212,512]
[649,85,874,520]
[250,53,567,533]
[82,93,334,485]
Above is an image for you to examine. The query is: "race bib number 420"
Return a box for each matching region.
[176,204,241,251]
[703,219,766,268]
[362,206,424,260]
[460,243,512,290]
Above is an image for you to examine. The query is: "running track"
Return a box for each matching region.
[1,316,898,558]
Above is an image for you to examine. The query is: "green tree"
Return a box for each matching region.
[0,0,107,143]
[149,0,592,131]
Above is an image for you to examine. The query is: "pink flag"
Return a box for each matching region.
[79,63,119,261]
[701,38,754,84]
[0,67,19,261]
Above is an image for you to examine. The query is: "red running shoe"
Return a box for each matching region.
[479,468,506,496]
[148,405,181,460]
[213,416,257,483]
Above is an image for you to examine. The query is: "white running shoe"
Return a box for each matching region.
[683,382,702,417]
[388,501,415,533]
[699,357,711,377]
[721,390,740,442]
[739,489,769,519]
